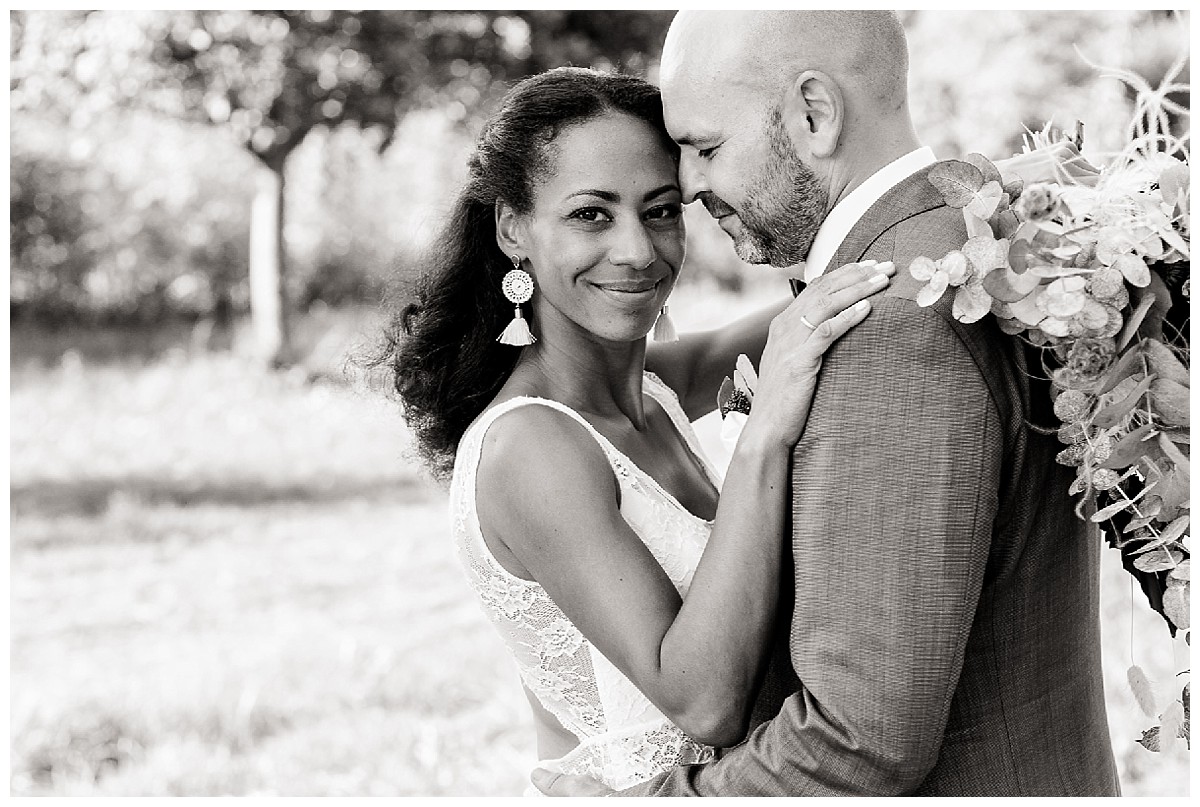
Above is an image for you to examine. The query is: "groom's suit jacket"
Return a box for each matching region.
[630,166,1121,796]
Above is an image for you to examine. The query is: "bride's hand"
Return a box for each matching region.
[741,260,894,451]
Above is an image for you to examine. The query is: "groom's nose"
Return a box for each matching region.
[677,152,708,204]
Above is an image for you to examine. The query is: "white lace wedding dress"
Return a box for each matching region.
[450,372,721,793]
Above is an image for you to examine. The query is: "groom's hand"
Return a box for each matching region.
[530,767,613,797]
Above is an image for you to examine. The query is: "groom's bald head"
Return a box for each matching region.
[660,11,910,129]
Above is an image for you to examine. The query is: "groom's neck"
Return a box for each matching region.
[829,116,923,207]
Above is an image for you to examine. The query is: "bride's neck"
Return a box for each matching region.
[510,330,649,428]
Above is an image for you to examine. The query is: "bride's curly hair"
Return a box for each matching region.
[371,67,678,481]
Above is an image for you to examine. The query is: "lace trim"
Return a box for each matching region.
[541,720,716,791]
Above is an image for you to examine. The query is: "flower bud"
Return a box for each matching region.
[1014,183,1062,221]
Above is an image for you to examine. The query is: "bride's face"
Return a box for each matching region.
[506,111,685,345]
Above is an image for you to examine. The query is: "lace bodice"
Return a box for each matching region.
[450,372,722,791]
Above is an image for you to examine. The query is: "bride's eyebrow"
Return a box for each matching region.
[643,184,681,201]
[565,185,679,203]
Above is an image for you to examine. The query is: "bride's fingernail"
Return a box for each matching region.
[876,261,896,275]
[869,273,889,286]
[854,299,870,312]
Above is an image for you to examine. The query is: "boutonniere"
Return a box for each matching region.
[716,354,757,452]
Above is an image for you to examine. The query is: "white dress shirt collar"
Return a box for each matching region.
[801,146,937,282]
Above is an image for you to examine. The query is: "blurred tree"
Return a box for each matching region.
[10,9,671,367]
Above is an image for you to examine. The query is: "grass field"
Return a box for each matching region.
[9,292,1190,796]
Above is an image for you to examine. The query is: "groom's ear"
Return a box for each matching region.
[781,70,843,160]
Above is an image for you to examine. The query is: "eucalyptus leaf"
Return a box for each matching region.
[989,207,1020,239]
[1156,470,1189,522]
[1159,161,1189,206]
[1100,423,1157,469]
[928,160,985,208]
[1002,178,1024,199]
[1164,583,1190,631]
[1137,272,1173,342]
[1151,378,1190,428]
[982,267,1041,302]
[964,152,1003,184]
[962,235,1009,274]
[1160,226,1190,257]
[1008,290,1046,326]
[1091,497,1137,522]
[1092,373,1156,429]
[1133,546,1182,573]
[1157,431,1190,474]
[1113,253,1151,287]
[1124,511,1163,532]
[1142,339,1190,386]
[997,317,1026,335]
[1159,514,1190,543]
[1162,428,1190,445]
[1008,239,1031,273]
[962,209,993,240]
[1027,264,1091,279]
[1129,535,1168,554]
[1098,347,1146,395]
[1117,291,1157,350]
[952,282,993,323]
[1013,221,1039,242]
[965,180,1004,220]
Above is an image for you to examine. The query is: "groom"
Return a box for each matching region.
[537,11,1120,796]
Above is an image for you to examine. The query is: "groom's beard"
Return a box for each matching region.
[731,115,829,268]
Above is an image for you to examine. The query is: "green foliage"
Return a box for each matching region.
[10,111,255,325]
[9,10,674,323]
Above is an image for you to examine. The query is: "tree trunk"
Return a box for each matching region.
[249,164,291,369]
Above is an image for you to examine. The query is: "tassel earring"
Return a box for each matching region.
[652,305,678,343]
[497,255,537,346]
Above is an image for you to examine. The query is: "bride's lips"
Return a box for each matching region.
[591,278,664,302]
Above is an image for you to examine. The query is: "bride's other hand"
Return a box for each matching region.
[741,260,894,451]
[530,767,612,797]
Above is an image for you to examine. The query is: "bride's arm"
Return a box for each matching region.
[646,261,893,420]
[476,276,883,748]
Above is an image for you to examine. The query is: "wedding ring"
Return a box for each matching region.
[799,315,817,330]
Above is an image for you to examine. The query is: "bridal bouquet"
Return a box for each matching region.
[911,104,1190,748]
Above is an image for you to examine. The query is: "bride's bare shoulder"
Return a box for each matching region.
[474,400,621,571]
[476,399,615,505]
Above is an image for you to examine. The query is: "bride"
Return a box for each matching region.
[377,67,892,791]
